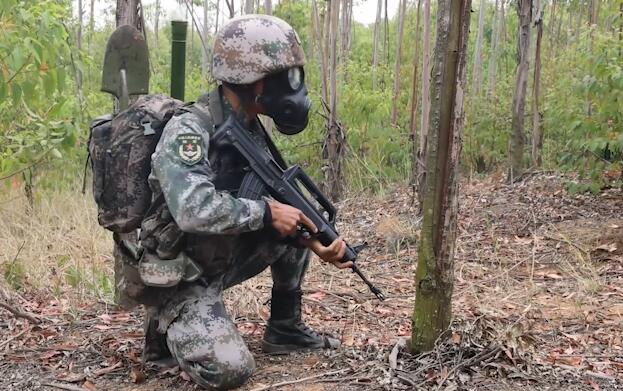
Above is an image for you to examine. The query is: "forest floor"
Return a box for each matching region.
[1,172,623,391]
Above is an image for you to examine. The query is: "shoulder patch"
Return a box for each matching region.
[177,134,203,165]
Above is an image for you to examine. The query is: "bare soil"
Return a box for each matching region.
[1,173,622,390]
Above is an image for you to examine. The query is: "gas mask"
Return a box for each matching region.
[256,67,311,135]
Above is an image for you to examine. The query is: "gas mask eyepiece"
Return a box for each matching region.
[257,67,311,135]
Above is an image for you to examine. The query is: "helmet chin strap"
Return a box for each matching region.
[222,83,263,127]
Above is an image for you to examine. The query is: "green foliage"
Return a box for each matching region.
[3,259,26,290]
[547,29,622,189]
[0,0,620,197]
[0,0,81,184]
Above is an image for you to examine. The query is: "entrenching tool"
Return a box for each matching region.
[101,25,150,112]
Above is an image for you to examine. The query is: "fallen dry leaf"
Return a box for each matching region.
[180,371,192,382]
[130,367,146,384]
[594,243,617,253]
[82,380,97,391]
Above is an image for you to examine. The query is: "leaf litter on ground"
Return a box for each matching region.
[0,172,622,390]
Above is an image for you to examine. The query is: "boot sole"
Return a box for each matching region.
[261,340,328,354]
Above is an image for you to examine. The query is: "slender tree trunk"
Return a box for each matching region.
[261,0,274,133]
[411,0,471,353]
[372,0,383,89]
[190,1,194,54]
[312,0,329,106]
[549,0,556,48]
[324,0,331,84]
[574,1,582,41]
[488,0,500,96]
[590,0,599,26]
[620,2,622,59]
[508,0,532,182]
[77,0,83,90]
[225,0,235,18]
[114,0,143,307]
[153,0,161,48]
[410,0,423,185]
[340,0,352,63]
[472,0,485,94]
[202,0,209,76]
[500,0,506,45]
[89,0,96,50]
[117,0,142,28]
[417,0,432,204]
[324,0,345,201]
[384,0,390,65]
[216,0,221,32]
[245,0,254,14]
[391,0,407,126]
[531,0,544,167]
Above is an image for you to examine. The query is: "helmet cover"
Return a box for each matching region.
[212,14,306,84]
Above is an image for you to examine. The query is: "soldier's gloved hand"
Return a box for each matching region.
[267,200,317,237]
[303,237,352,269]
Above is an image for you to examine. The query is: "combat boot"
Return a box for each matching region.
[262,288,340,353]
[143,315,176,368]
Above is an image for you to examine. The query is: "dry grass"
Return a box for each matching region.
[0,190,112,300]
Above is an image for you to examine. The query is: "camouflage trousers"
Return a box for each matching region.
[146,237,310,390]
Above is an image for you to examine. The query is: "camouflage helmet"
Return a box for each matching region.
[212,14,306,85]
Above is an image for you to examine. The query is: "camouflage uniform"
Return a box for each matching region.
[137,14,337,390]
[211,15,305,84]
[140,89,311,389]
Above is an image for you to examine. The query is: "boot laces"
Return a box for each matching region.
[296,320,321,338]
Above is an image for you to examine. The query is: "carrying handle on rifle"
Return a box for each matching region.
[283,165,337,225]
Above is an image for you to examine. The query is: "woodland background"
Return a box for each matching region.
[0,1,623,389]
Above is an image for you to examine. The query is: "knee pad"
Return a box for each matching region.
[178,349,255,390]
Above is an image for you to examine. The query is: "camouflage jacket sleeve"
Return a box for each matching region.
[152,112,266,235]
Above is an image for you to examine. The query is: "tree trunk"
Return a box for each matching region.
[312,0,329,106]
[620,1,622,59]
[202,0,209,76]
[114,0,143,306]
[508,0,532,182]
[410,0,423,186]
[116,0,142,28]
[384,0,390,65]
[487,0,500,96]
[245,0,254,14]
[340,0,352,63]
[590,0,599,27]
[411,0,471,353]
[548,0,556,48]
[89,0,96,50]
[416,0,432,204]
[216,0,221,32]
[471,0,485,94]
[265,0,272,14]
[153,0,161,49]
[225,0,235,19]
[372,0,383,89]
[324,0,345,201]
[390,0,408,126]
[77,0,83,90]
[531,0,544,167]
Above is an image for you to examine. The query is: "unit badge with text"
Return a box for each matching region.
[177,134,203,165]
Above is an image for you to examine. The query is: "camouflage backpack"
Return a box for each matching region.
[88,94,185,233]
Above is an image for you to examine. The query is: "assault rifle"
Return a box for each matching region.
[213,115,385,301]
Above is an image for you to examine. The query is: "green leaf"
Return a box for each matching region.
[43,72,55,96]
[56,67,66,92]
[21,80,34,101]
[50,148,62,159]
[0,72,6,103]
[11,84,21,105]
